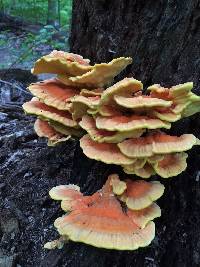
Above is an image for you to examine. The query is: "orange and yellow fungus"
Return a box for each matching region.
[152,152,188,178]
[47,175,163,250]
[24,51,200,179]
[71,95,100,120]
[79,115,144,143]
[119,180,164,210]
[34,118,70,146]
[32,50,92,76]
[95,114,171,132]
[80,134,136,165]
[23,99,78,128]
[28,79,79,110]
[100,78,143,105]
[68,57,133,88]
[118,132,198,158]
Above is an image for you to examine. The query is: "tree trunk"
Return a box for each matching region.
[54,1,200,267]
[47,0,58,26]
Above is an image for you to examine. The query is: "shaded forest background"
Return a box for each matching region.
[0,0,72,69]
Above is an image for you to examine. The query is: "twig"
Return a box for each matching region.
[0,104,22,110]
[0,79,31,95]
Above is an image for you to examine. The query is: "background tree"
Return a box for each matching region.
[47,0,59,26]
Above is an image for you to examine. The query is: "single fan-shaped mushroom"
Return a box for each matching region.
[71,95,100,120]
[28,79,79,110]
[80,134,136,165]
[114,95,172,109]
[100,77,143,106]
[79,115,144,143]
[120,180,165,210]
[118,132,198,158]
[127,203,161,228]
[152,152,188,178]
[23,99,78,128]
[96,115,171,132]
[48,121,83,137]
[109,174,127,195]
[34,118,70,146]
[124,163,155,178]
[68,57,133,88]
[32,50,92,76]
[49,184,81,200]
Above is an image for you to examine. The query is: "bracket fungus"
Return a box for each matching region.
[24,51,200,176]
[80,134,136,165]
[23,51,200,251]
[23,99,78,128]
[46,174,163,250]
[119,180,164,210]
[79,115,144,143]
[28,79,79,110]
[118,132,198,158]
[34,118,70,146]
[32,50,92,76]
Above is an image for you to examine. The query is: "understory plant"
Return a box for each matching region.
[23,50,200,250]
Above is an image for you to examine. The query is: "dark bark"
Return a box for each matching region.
[70,0,200,89]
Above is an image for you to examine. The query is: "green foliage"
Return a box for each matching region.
[1,0,72,27]
[0,1,72,69]
[23,25,69,50]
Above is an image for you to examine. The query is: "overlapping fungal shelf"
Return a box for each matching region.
[23,51,200,250]
[45,174,164,250]
[23,51,200,178]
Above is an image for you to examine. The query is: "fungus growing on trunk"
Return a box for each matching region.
[47,175,164,250]
[23,99,78,128]
[118,132,198,158]
[71,95,100,120]
[79,115,144,143]
[68,57,133,87]
[119,180,164,210]
[32,50,92,76]
[23,51,200,252]
[24,52,200,178]
[34,118,70,146]
[28,79,79,110]
[96,115,171,132]
[80,134,136,165]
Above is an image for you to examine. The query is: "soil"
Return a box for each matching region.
[0,70,200,267]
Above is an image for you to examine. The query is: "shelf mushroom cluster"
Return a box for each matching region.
[22,50,132,146]
[23,51,200,178]
[79,79,200,178]
[22,51,200,251]
[44,174,164,250]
